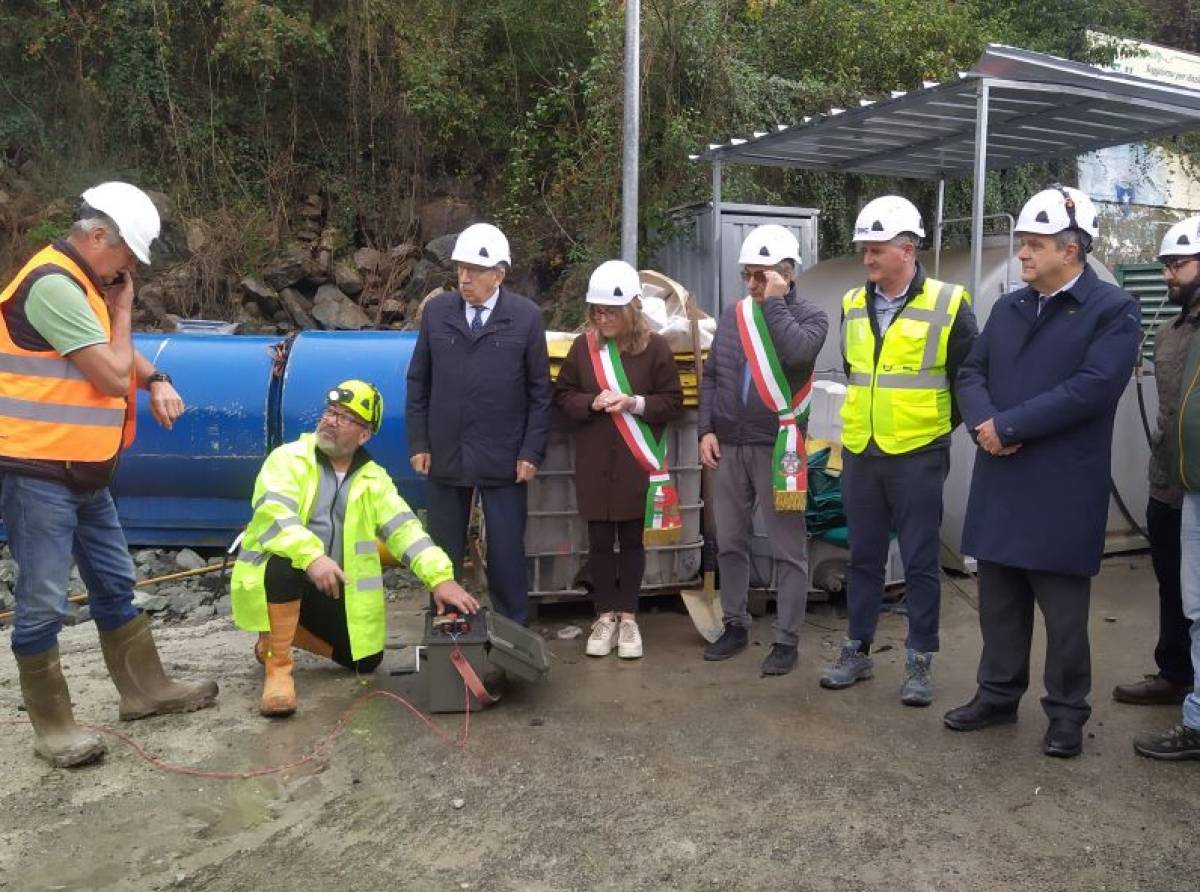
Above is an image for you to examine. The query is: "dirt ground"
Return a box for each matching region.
[1,554,1198,892]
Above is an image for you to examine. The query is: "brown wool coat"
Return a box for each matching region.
[554,330,684,521]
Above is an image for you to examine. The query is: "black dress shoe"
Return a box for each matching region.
[704,623,748,661]
[943,694,1019,731]
[1043,719,1083,758]
[760,643,798,676]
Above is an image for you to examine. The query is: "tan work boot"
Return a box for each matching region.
[15,647,107,768]
[261,601,302,717]
[98,614,219,721]
[254,623,333,664]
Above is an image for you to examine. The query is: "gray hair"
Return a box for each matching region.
[71,204,123,247]
[888,233,920,250]
[1054,229,1091,264]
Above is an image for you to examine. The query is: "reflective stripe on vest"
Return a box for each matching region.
[0,245,135,461]
[840,278,967,455]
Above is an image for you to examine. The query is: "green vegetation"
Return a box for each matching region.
[0,0,1180,303]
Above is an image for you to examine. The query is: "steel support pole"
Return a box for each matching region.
[712,160,723,312]
[620,0,640,265]
[933,178,945,279]
[969,80,990,302]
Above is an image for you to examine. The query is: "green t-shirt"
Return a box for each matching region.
[24,273,108,355]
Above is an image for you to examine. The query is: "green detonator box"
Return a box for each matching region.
[421,607,549,713]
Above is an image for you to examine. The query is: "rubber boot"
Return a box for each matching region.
[15,647,106,768]
[98,614,219,721]
[255,623,333,664]
[261,601,301,717]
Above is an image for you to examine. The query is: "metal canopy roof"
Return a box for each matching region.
[696,44,1200,181]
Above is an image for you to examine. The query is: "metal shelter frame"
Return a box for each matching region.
[694,43,1200,304]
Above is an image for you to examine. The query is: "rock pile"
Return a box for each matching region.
[134,192,482,335]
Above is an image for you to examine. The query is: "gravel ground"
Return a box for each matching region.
[0,552,1198,891]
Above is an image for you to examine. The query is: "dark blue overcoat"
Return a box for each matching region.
[406,286,552,486]
[957,265,1140,577]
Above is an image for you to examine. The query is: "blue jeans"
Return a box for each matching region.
[1,474,138,655]
[1178,493,1200,730]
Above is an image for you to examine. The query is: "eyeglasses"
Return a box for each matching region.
[320,407,368,430]
[1163,257,1198,274]
[589,306,623,318]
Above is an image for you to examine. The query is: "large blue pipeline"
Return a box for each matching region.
[1,332,427,547]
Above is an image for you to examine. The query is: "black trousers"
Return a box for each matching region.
[1146,498,1193,683]
[842,447,948,652]
[586,519,645,614]
[976,561,1091,725]
[425,478,530,625]
[264,556,383,672]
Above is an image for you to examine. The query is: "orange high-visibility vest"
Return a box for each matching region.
[0,244,136,462]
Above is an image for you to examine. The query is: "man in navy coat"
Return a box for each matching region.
[943,187,1141,758]
[406,223,552,625]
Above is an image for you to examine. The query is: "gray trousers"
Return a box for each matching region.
[976,561,1092,726]
[715,443,809,646]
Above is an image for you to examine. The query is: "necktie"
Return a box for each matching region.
[741,363,752,405]
[471,305,485,332]
[1037,295,1050,317]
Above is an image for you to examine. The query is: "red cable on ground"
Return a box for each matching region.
[0,683,471,781]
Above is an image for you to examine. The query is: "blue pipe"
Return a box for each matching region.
[1,331,424,547]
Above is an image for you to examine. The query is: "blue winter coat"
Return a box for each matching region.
[406,286,552,486]
[956,265,1140,577]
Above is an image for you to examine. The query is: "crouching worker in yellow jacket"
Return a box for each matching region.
[231,379,480,717]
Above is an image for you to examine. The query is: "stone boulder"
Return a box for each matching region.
[312,284,372,330]
[424,234,459,267]
[334,262,364,296]
[353,246,382,275]
[417,196,477,240]
[263,245,316,290]
[279,287,317,329]
[240,277,281,316]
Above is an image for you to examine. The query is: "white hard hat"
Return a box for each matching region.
[80,182,161,264]
[451,223,511,268]
[1159,216,1200,259]
[586,260,641,306]
[852,195,925,242]
[1015,186,1100,241]
[738,224,801,266]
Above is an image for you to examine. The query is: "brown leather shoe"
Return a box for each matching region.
[1112,674,1193,705]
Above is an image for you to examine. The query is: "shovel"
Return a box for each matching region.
[681,570,724,643]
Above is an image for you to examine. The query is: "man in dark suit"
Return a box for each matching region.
[406,223,552,625]
[944,186,1141,759]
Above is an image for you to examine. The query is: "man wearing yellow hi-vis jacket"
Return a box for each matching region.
[819,196,976,707]
[232,379,479,717]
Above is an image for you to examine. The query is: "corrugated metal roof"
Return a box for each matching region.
[695,44,1200,180]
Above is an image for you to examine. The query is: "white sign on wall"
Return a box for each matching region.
[1078,32,1200,212]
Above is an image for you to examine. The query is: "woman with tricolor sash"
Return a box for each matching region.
[554,260,683,659]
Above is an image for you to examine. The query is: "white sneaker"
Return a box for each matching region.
[617,619,643,659]
[586,616,618,657]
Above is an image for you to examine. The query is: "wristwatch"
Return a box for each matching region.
[146,371,173,386]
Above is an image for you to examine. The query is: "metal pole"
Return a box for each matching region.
[712,160,723,313]
[969,80,990,301]
[933,178,945,279]
[621,0,640,266]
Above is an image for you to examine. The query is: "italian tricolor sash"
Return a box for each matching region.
[586,331,682,544]
[735,297,812,511]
